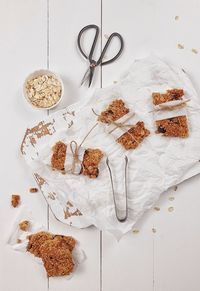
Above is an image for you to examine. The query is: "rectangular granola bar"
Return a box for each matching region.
[98,99,129,123]
[80,148,103,178]
[152,89,184,105]
[51,141,67,171]
[155,115,189,137]
[117,121,150,150]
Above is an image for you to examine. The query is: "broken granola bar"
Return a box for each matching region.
[11,194,20,208]
[19,220,30,231]
[80,149,103,178]
[155,115,189,138]
[152,89,184,105]
[51,141,67,171]
[117,121,150,150]
[27,231,76,277]
[98,99,129,123]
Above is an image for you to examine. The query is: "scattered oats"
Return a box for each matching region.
[104,34,109,39]
[133,229,140,234]
[113,80,118,84]
[174,185,178,191]
[192,48,198,54]
[169,196,175,201]
[17,239,22,244]
[152,228,157,233]
[175,16,179,21]
[168,206,174,212]
[29,187,38,193]
[154,206,160,211]
[177,43,184,49]
[25,74,62,108]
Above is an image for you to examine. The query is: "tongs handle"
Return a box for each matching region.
[106,156,128,222]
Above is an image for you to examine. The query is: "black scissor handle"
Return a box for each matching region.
[77,24,99,62]
[97,32,124,66]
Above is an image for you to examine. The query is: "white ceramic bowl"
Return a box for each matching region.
[23,69,64,110]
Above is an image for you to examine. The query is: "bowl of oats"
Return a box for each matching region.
[23,70,64,109]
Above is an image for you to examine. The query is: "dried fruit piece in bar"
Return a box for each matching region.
[80,149,103,178]
[117,121,150,150]
[98,99,129,123]
[11,194,20,208]
[152,89,184,105]
[51,141,67,171]
[155,115,189,138]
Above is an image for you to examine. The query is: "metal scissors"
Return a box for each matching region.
[77,24,124,87]
[106,156,128,222]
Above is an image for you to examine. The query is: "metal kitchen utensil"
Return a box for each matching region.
[106,156,128,222]
[77,24,124,87]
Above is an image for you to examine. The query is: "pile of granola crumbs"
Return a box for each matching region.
[27,231,76,277]
[25,74,62,108]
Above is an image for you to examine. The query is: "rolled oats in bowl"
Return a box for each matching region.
[23,70,64,109]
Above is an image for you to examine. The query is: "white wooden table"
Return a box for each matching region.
[1,1,200,290]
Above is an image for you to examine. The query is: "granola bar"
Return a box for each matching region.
[155,115,189,138]
[11,194,20,208]
[27,231,76,277]
[152,89,184,105]
[51,141,67,171]
[117,121,150,150]
[98,99,129,123]
[80,149,103,178]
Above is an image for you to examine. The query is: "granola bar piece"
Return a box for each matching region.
[19,220,30,231]
[152,89,184,105]
[80,149,103,178]
[98,99,129,123]
[11,194,20,208]
[117,121,150,150]
[27,231,54,257]
[155,115,189,138]
[41,246,74,277]
[51,141,67,171]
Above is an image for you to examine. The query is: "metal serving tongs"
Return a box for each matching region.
[106,156,128,222]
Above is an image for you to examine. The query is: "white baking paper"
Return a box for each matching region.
[25,56,200,239]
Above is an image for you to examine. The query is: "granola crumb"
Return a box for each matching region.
[152,228,157,233]
[133,229,140,234]
[51,141,67,171]
[29,187,38,193]
[168,206,174,212]
[117,121,150,150]
[80,149,103,178]
[175,15,179,21]
[11,194,20,208]
[169,196,175,201]
[17,239,22,244]
[154,206,160,211]
[177,43,184,49]
[192,48,198,54]
[19,220,30,231]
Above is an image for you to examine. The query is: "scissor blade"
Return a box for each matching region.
[80,66,90,86]
[88,66,95,87]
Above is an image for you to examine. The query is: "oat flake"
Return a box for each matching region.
[168,206,174,212]
[177,43,184,49]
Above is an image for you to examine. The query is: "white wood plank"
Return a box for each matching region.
[102,1,200,291]
[0,0,48,290]
[48,1,101,290]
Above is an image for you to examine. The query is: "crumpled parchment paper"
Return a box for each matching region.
[27,56,200,238]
